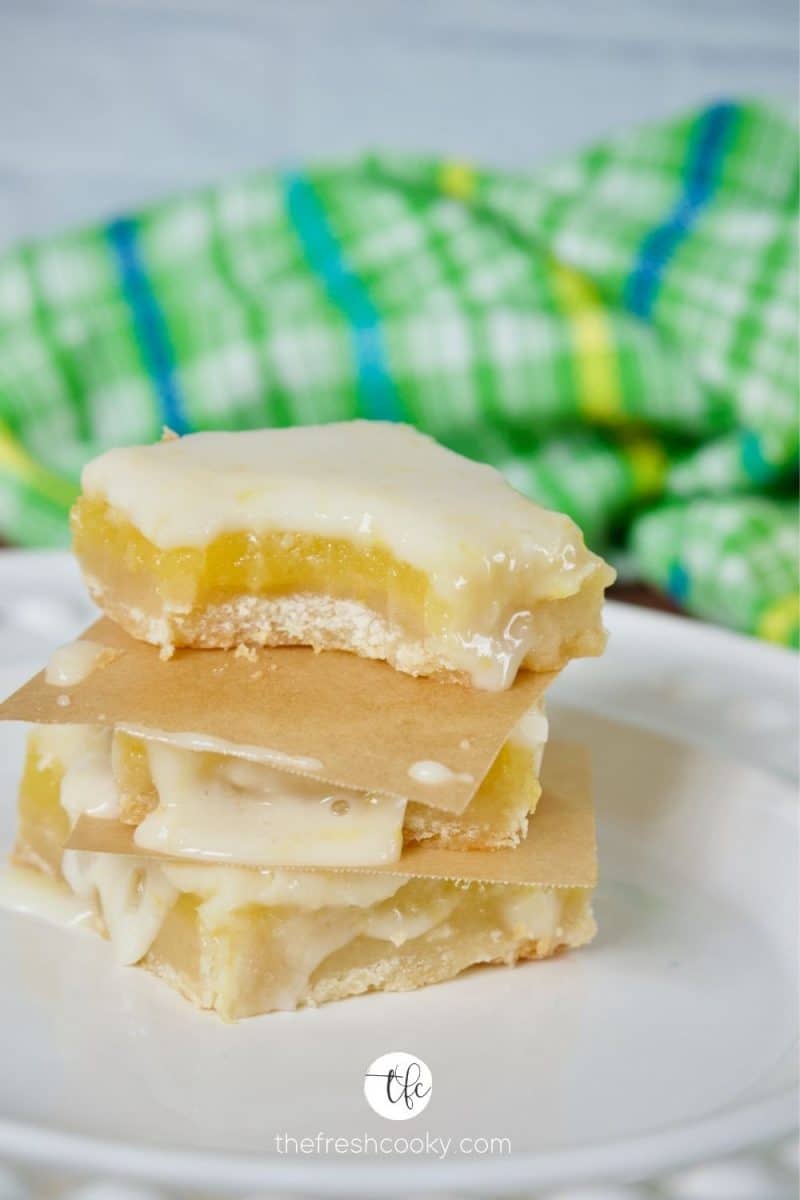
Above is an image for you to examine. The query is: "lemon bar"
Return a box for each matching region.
[71,422,615,689]
[21,701,547,872]
[118,703,544,859]
[11,732,595,1020]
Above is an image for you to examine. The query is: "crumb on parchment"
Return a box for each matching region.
[234,644,258,662]
[159,644,175,662]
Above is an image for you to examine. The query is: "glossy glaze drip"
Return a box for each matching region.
[135,741,407,867]
[45,640,113,687]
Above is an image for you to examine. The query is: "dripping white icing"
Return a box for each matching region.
[116,725,324,775]
[61,850,178,966]
[45,640,113,687]
[134,741,406,868]
[0,863,94,931]
[407,760,475,786]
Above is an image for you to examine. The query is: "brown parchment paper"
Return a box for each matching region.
[0,619,555,814]
[66,741,596,888]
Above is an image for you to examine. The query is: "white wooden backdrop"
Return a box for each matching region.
[1,0,797,248]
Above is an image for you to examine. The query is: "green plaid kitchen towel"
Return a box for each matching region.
[0,101,797,645]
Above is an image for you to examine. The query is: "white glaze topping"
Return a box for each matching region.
[510,700,549,775]
[33,724,105,772]
[161,862,406,920]
[117,725,324,775]
[134,741,407,868]
[56,729,120,824]
[0,863,95,931]
[61,850,178,965]
[33,725,121,823]
[513,701,549,749]
[45,640,113,687]
[407,698,546,789]
[407,760,475,786]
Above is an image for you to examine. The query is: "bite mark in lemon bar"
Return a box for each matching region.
[71,422,615,690]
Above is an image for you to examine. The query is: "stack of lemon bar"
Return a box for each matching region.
[0,423,615,1019]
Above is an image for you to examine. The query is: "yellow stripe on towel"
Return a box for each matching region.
[438,161,479,202]
[757,593,800,646]
[550,261,623,424]
[0,423,77,508]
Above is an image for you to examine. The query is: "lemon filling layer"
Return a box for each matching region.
[72,498,607,688]
[72,495,437,636]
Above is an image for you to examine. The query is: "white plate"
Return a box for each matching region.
[0,552,797,1196]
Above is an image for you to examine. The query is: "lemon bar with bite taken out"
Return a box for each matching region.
[71,422,615,690]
